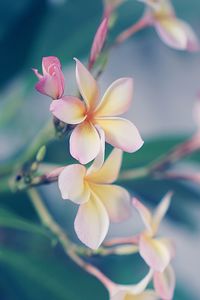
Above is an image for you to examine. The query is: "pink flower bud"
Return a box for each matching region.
[89,17,109,70]
[33,56,65,99]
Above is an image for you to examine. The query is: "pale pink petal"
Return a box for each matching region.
[42,56,61,74]
[87,126,105,174]
[139,235,171,272]
[86,148,122,183]
[178,20,199,52]
[95,78,133,117]
[89,17,108,69]
[95,117,144,153]
[50,96,86,124]
[74,192,109,249]
[70,121,101,164]
[89,183,131,223]
[34,66,64,99]
[152,192,172,234]
[53,65,65,98]
[153,265,176,300]
[74,58,99,110]
[58,164,90,204]
[155,18,188,50]
[159,238,176,260]
[133,198,153,234]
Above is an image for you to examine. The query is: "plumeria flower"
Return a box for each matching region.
[110,269,158,300]
[133,193,176,300]
[133,192,175,273]
[58,132,131,249]
[50,58,143,164]
[33,56,65,99]
[140,0,199,51]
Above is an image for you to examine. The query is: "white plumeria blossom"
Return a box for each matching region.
[58,129,131,249]
[133,193,176,299]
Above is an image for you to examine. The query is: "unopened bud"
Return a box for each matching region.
[36,145,46,162]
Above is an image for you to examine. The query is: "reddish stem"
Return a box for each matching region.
[104,235,140,247]
[116,16,151,44]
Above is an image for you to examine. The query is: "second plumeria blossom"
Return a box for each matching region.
[133,193,176,300]
[141,0,199,51]
[50,59,143,164]
[58,137,131,249]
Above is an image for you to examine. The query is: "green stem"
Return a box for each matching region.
[118,167,149,182]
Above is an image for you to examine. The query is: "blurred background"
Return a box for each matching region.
[0,0,200,299]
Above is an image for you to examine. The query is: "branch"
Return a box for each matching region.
[27,188,117,293]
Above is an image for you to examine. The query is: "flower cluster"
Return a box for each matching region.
[34,55,144,248]
[33,50,176,298]
[32,6,182,294]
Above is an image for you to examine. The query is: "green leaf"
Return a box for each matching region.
[0,246,197,300]
[0,206,50,238]
[0,246,107,300]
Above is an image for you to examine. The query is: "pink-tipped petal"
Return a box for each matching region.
[155,18,189,50]
[58,164,90,204]
[179,20,199,52]
[152,192,172,234]
[133,198,153,234]
[74,58,99,110]
[74,192,109,249]
[50,96,86,124]
[34,57,65,99]
[90,183,131,223]
[159,238,176,260]
[42,56,61,74]
[89,17,108,69]
[153,265,176,300]
[139,235,171,272]
[95,117,144,153]
[95,78,133,117]
[53,64,65,98]
[87,126,105,174]
[70,121,101,164]
[86,148,123,184]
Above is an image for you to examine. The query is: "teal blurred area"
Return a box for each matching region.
[0,0,200,299]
